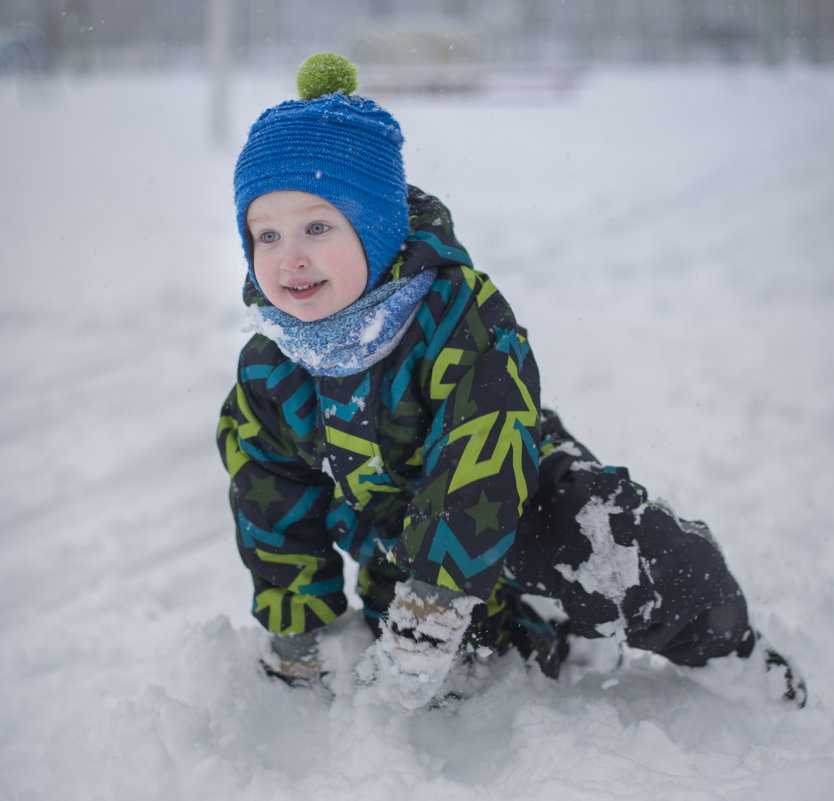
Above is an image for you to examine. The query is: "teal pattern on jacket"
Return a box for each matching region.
[218,187,542,635]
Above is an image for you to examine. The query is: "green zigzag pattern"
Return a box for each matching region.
[218,189,543,633]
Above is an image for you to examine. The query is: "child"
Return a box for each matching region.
[217,53,805,710]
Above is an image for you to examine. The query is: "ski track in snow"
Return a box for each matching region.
[2,67,834,800]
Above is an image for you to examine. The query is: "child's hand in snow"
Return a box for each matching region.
[260,630,327,689]
[367,579,479,710]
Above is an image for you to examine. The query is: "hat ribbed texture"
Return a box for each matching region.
[234,92,409,293]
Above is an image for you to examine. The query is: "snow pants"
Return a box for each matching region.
[504,410,751,667]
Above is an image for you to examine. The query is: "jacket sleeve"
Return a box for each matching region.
[391,270,542,600]
[217,340,348,635]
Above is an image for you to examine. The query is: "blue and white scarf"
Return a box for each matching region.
[247,268,437,377]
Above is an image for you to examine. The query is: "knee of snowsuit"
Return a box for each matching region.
[507,411,750,667]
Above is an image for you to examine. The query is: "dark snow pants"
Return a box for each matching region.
[505,411,751,667]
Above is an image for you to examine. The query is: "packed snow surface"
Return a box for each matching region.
[2,66,834,800]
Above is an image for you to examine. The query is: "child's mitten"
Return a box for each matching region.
[371,579,479,709]
[260,630,325,688]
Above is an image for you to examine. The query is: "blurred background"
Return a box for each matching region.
[2,4,834,796]
[3,0,834,77]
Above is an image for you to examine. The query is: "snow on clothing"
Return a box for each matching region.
[219,187,540,627]
[217,187,751,667]
[247,266,437,377]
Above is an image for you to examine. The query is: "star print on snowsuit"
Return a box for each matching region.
[218,188,541,638]
[218,187,753,671]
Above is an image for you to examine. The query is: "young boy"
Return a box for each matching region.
[217,54,805,710]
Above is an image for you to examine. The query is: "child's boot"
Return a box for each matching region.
[679,628,807,709]
[736,629,808,708]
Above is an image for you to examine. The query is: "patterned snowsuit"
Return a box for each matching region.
[217,188,750,669]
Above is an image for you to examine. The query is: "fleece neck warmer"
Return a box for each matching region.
[247,268,437,377]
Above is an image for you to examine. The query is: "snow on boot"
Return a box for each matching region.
[758,640,807,709]
[678,629,807,709]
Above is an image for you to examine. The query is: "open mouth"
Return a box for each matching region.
[285,280,326,299]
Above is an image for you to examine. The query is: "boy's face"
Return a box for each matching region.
[247,191,368,321]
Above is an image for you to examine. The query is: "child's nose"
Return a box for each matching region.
[282,241,309,271]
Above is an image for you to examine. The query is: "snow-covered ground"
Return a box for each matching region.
[2,65,833,800]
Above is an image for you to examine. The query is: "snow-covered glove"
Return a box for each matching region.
[260,630,326,688]
[369,579,480,710]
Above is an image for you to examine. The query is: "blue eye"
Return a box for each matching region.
[308,222,330,235]
[259,231,279,243]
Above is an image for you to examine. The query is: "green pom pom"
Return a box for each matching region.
[296,53,358,101]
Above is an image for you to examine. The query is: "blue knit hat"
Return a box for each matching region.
[234,53,409,294]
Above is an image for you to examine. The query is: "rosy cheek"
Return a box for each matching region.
[253,264,272,292]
